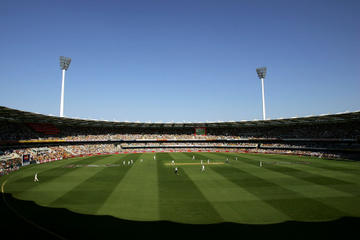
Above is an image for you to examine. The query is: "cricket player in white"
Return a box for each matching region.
[34,172,39,182]
[207,159,210,164]
[201,165,205,172]
[171,160,175,165]
[260,161,263,167]
[192,155,195,160]
[154,155,156,160]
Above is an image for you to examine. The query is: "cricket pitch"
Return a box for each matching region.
[164,162,224,166]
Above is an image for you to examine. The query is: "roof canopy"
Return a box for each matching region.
[1,106,359,128]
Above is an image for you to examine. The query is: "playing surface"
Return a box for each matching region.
[2,152,360,224]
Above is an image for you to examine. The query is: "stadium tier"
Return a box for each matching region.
[1,105,359,175]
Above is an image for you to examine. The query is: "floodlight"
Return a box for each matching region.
[59,56,71,117]
[60,56,71,70]
[256,67,267,120]
[256,67,267,79]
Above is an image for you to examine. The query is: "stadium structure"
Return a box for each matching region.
[1,106,359,157]
[1,105,360,239]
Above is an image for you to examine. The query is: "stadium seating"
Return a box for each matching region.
[27,123,60,135]
[0,106,359,175]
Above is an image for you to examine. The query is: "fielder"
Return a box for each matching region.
[153,155,156,160]
[201,165,205,172]
[34,172,39,182]
[174,167,178,175]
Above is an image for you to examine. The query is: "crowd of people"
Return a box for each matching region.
[1,119,359,142]
[1,117,359,176]
[120,142,257,148]
[0,152,22,176]
[62,144,121,155]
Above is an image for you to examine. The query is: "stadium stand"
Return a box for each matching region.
[27,123,60,135]
[0,105,360,175]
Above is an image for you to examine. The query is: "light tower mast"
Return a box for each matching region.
[256,67,267,120]
[59,56,71,117]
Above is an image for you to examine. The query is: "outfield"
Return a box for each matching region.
[2,152,360,225]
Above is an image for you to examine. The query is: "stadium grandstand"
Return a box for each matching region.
[1,105,359,176]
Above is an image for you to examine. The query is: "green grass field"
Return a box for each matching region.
[2,152,360,225]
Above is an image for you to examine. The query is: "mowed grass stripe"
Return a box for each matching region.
[257,152,360,184]
[213,152,355,190]
[236,152,360,179]
[303,161,360,176]
[8,155,120,204]
[157,153,223,224]
[255,152,360,171]
[255,152,360,173]
[315,196,360,217]
[212,164,347,222]
[49,154,141,215]
[233,153,358,196]
[97,153,160,221]
[296,162,360,185]
[180,153,290,224]
[216,153,356,200]
[5,155,112,195]
[202,152,360,218]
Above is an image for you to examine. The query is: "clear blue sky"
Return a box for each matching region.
[1,0,359,122]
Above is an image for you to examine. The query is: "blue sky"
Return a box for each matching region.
[0,0,359,122]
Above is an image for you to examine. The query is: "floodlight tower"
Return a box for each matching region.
[59,56,71,117]
[256,67,267,120]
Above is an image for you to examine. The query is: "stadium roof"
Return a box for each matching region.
[0,106,359,128]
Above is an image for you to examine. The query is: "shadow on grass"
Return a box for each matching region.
[1,193,359,240]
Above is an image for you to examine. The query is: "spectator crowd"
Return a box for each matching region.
[1,118,359,176]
